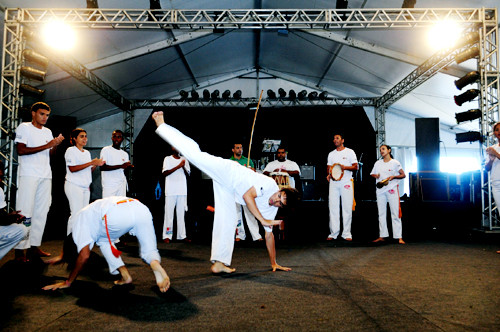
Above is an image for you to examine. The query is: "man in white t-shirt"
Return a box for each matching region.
[263,147,301,189]
[14,102,64,261]
[100,130,133,197]
[152,111,299,274]
[326,134,358,241]
[162,147,190,243]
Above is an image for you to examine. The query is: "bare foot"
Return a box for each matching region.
[211,261,235,274]
[151,260,170,293]
[398,238,406,244]
[115,266,133,285]
[31,247,51,257]
[344,237,352,241]
[44,254,64,265]
[114,277,133,286]
[373,237,385,243]
[497,250,500,254]
[235,238,241,242]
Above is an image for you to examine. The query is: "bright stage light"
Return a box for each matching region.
[427,21,462,50]
[42,21,76,51]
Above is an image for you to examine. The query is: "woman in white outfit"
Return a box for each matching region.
[47,129,104,264]
[370,144,406,244]
[485,122,500,254]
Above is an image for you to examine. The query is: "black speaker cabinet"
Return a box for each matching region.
[415,118,440,172]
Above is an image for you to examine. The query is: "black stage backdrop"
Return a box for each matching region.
[133,106,377,242]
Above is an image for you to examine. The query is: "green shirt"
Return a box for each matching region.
[230,155,255,168]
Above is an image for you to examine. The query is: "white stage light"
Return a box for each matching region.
[427,21,462,50]
[42,21,76,51]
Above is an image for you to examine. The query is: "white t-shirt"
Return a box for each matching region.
[487,143,500,184]
[65,146,92,189]
[100,146,129,188]
[163,155,190,196]
[370,159,403,194]
[0,187,6,209]
[327,147,358,181]
[263,159,301,188]
[15,122,53,179]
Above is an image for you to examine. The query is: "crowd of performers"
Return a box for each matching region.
[2,102,497,293]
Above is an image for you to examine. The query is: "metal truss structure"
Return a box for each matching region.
[1,7,498,229]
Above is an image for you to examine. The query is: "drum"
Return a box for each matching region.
[330,163,344,181]
[270,171,290,189]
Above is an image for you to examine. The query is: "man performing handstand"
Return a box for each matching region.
[152,111,299,273]
[42,196,170,292]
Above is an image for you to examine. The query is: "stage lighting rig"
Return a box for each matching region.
[454,89,480,106]
[455,109,481,124]
[191,90,199,101]
[211,90,220,99]
[267,89,277,99]
[455,131,482,143]
[298,90,307,100]
[150,0,161,9]
[233,90,242,99]
[454,71,480,90]
[288,90,297,100]
[402,0,416,8]
[19,84,44,97]
[203,89,210,100]
[455,46,479,64]
[278,88,287,98]
[308,91,318,99]
[222,90,231,99]
[179,90,188,100]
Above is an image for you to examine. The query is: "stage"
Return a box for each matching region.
[1,238,499,331]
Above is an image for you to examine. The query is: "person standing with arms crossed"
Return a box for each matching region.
[14,102,64,262]
[100,130,133,197]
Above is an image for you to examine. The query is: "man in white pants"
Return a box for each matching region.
[14,102,64,261]
[162,146,190,243]
[326,134,358,241]
[230,143,262,242]
[152,112,299,273]
[100,130,133,197]
[42,196,170,293]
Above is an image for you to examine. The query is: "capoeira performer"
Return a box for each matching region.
[326,134,358,241]
[152,112,299,273]
[485,122,500,254]
[0,162,28,261]
[100,130,133,197]
[46,128,105,264]
[42,196,170,292]
[370,144,406,244]
[14,102,64,261]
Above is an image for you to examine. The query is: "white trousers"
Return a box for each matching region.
[163,195,187,240]
[328,179,354,239]
[102,182,127,198]
[491,181,500,213]
[96,200,161,275]
[156,124,251,265]
[15,176,52,249]
[376,187,402,239]
[65,181,90,235]
[235,203,262,241]
[0,224,29,260]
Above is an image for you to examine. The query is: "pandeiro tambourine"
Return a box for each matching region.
[330,163,344,181]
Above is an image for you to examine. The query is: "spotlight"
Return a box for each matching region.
[455,131,482,143]
[288,90,297,99]
[22,50,49,69]
[456,31,480,48]
[179,90,188,100]
[150,0,161,9]
[454,71,480,90]
[455,46,479,64]
[319,91,329,100]
[298,90,307,100]
[402,0,416,8]
[191,89,199,101]
[455,109,481,124]
[19,84,45,96]
[222,90,231,99]
[267,89,276,99]
[203,89,210,99]
[86,0,98,8]
[211,90,220,99]
[278,88,286,98]
[308,91,318,99]
[454,89,479,106]
[233,90,242,99]
[20,66,46,81]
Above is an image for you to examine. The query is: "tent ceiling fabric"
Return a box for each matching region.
[0,0,498,133]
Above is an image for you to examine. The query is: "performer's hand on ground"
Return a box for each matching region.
[152,111,165,127]
[260,219,282,227]
[42,281,70,291]
[272,263,291,272]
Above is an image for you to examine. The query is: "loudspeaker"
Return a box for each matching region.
[415,118,440,172]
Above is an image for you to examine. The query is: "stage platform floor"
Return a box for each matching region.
[1,238,499,331]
